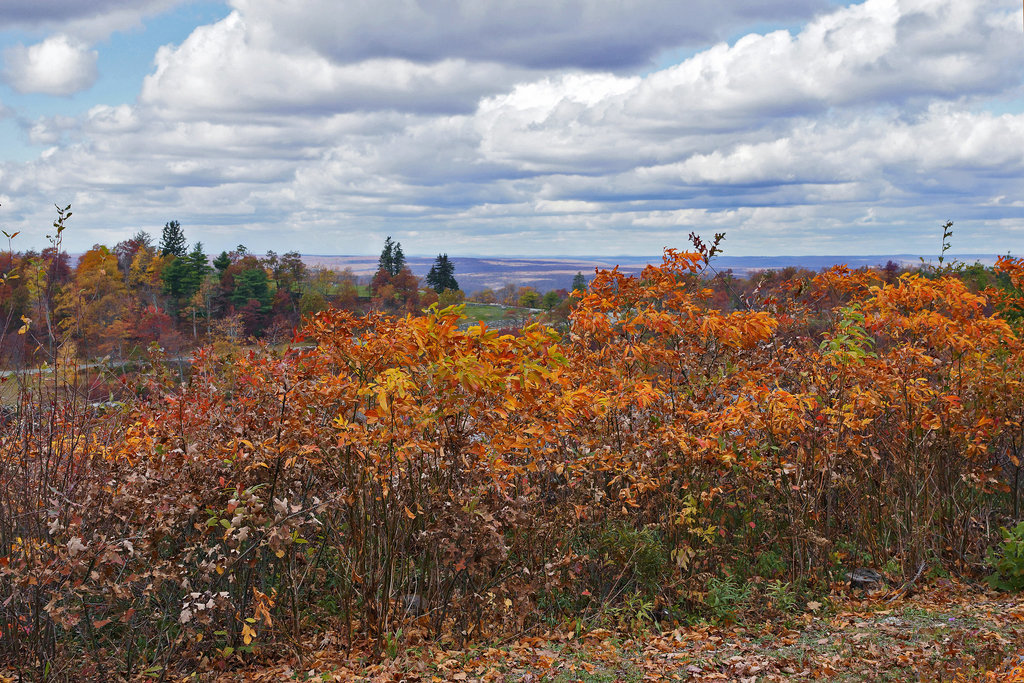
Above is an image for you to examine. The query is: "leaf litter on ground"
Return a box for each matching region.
[212,580,1024,683]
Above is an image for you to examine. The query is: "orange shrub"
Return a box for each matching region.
[2,248,1023,675]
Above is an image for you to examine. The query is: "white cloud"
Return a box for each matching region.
[1,0,1023,257]
[85,104,141,134]
[140,12,538,117]
[472,0,1023,172]
[25,114,79,145]
[3,34,98,95]
[134,0,838,119]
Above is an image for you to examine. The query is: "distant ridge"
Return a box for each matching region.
[709,253,1000,275]
[302,253,1002,294]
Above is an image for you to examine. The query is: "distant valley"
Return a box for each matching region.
[303,253,1002,294]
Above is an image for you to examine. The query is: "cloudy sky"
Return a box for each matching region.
[0,0,1021,257]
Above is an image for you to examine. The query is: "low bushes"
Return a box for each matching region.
[3,250,1024,676]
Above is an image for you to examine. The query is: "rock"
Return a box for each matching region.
[846,568,882,591]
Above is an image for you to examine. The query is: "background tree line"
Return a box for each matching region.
[2,218,1017,366]
[0,221,362,363]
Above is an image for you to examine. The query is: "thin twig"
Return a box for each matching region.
[887,561,926,602]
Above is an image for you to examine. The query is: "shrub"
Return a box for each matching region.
[986,521,1024,591]
[704,575,752,621]
[4,241,1024,674]
[589,523,669,599]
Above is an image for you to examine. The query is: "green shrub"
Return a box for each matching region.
[607,592,656,633]
[592,523,669,597]
[986,521,1024,591]
[704,574,751,621]
[755,550,785,578]
[765,579,797,611]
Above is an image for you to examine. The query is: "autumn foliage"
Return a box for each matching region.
[2,247,1024,677]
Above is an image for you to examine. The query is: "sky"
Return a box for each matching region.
[0,0,1022,258]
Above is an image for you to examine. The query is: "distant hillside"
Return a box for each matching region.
[710,253,1000,276]
[303,255,652,294]
[303,253,1002,294]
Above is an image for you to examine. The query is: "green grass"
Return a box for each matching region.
[461,303,533,326]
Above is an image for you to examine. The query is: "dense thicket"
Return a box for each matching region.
[2,245,1023,677]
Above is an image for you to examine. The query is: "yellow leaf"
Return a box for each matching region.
[404,506,416,519]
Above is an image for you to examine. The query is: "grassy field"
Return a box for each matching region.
[461,303,534,326]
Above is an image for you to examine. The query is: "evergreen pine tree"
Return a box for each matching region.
[378,236,395,275]
[392,242,406,276]
[426,254,458,293]
[572,271,586,294]
[159,220,187,258]
[161,257,189,310]
[231,267,272,311]
[262,250,280,286]
[212,251,232,275]
[162,242,210,314]
[184,242,211,295]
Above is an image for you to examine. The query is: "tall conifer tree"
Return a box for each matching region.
[426,254,458,293]
[392,242,406,275]
[572,272,586,293]
[378,236,395,275]
[159,220,187,258]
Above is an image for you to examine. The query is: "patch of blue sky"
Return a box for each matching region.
[642,23,806,77]
[0,117,35,162]
[980,92,1024,116]
[642,1,856,77]
[90,1,230,106]
[0,1,229,157]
